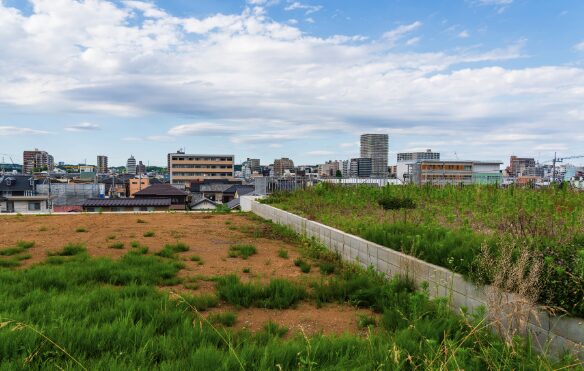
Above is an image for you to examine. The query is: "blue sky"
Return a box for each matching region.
[1,0,584,167]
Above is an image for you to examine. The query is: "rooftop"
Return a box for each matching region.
[82,198,171,207]
[134,183,188,197]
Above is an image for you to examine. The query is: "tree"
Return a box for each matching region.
[335,170,342,178]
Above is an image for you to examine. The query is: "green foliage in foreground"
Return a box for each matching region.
[215,275,306,309]
[0,254,575,370]
[264,184,584,317]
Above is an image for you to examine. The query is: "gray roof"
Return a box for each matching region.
[225,198,240,209]
[82,198,171,207]
[224,185,255,195]
[0,175,34,192]
[200,184,233,193]
[190,196,218,207]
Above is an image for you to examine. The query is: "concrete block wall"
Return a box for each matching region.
[250,200,584,360]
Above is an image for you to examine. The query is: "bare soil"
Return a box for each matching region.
[0,213,376,335]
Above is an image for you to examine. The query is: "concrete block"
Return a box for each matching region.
[547,334,584,361]
[549,316,584,344]
[450,274,468,296]
[450,291,468,311]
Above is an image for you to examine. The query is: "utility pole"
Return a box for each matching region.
[552,152,557,183]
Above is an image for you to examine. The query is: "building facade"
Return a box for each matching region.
[360,134,388,178]
[168,152,234,185]
[509,156,536,177]
[136,161,146,175]
[126,155,137,175]
[97,155,108,174]
[349,158,372,178]
[273,158,295,177]
[23,149,53,174]
[411,160,502,186]
[396,149,440,183]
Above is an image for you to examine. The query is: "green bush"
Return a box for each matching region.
[357,314,376,329]
[75,227,87,233]
[319,262,335,275]
[377,195,416,210]
[228,244,257,259]
[143,231,155,237]
[215,275,306,309]
[208,312,237,327]
[277,248,289,259]
[48,243,87,257]
[109,242,124,249]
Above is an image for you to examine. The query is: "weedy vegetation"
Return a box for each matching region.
[228,244,257,260]
[264,184,584,317]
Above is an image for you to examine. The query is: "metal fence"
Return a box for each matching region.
[37,183,103,205]
[253,176,400,195]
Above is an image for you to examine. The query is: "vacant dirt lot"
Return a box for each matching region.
[0,212,376,336]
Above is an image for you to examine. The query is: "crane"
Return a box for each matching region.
[544,153,584,182]
[0,153,16,174]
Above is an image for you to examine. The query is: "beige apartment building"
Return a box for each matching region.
[167,152,234,185]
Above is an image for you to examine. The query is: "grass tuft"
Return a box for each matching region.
[228,244,257,260]
[143,231,155,237]
[208,312,237,327]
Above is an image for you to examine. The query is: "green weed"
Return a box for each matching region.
[143,231,155,237]
[208,312,237,327]
[228,244,257,260]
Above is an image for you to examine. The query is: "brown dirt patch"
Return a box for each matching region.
[0,213,373,336]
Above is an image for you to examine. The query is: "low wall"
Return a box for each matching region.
[247,199,584,360]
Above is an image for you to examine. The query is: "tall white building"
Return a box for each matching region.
[126,155,137,175]
[360,134,388,178]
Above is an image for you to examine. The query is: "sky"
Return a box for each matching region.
[1,0,584,167]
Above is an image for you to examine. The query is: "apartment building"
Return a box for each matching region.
[508,156,536,177]
[273,158,295,177]
[349,158,372,178]
[360,134,388,178]
[168,152,234,185]
[126,155,137,175]
[23,149,53,174]
[97,155,108,174]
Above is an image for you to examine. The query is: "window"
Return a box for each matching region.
[28,202,41,211]
[111,207,125,212]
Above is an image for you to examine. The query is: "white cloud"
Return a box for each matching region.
[383,21,422,46]
[306,150,334,156]
[285,2,323,15]
[405,37,420,46]
[65,122,101,132]
[0,126,50,136]
[476,0,513,5]
[458,30,470,38]
[574,41,584,52]
[0,1,583,159]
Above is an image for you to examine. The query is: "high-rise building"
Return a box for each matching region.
[360,134,389,178]
[241,158,261,178]
[97,155,108,174]
[167,151,234,185]
[23,149,53,174]
[273,158,295,176]
[349,158,372,178]
[126,155,137,175]
[136,161,146,175]
[396,149,440,182]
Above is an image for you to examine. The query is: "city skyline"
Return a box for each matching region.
[1,0,584,166]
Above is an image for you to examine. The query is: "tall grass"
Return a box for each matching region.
[0,251,574,369]
[265,184,584,317]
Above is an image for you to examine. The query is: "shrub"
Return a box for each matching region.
[183,294,219,312]
[228,244,257,259]
[130,241,140,248]
[143,231,155,237]
[243,267,250,273]
[262,321,288,338]
[48,243,87,257]
[277,249,289,259]
[357,314,376,329]
[215,275,306,309]
[109,242,124,249]
[319,262,335,275]
[75,227,87,233]
[208,312,237,327]
[190,255,202,263]
[17,241,35,249]
[377,195,416,210]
